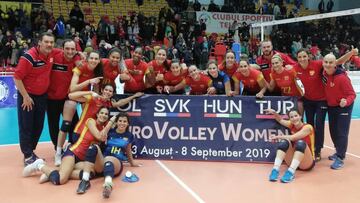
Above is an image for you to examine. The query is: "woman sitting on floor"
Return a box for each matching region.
[265,108,315,183]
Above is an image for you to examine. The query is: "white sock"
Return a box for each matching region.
[82,172,90,181]
[56,146,62,154]
[288,159,301,174]
[105,176,112,185]
[273,158,283,170]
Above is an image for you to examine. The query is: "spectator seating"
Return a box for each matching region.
[44,0,169,26]
[254,0,318,17]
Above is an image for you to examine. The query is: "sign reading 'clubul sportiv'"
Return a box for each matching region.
[112,95,296,163]
[196,11,274,34]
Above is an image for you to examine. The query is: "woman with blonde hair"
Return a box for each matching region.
[269,54,304,114]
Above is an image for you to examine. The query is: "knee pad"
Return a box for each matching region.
[60,121,72,133]
[49,170,60,185]
[103,161,115,178]
[295,140,307,153]
[85,144,99,163]
[277,139,290,152]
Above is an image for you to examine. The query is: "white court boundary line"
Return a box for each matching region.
[324,145,360,159]
[155,160,205,203]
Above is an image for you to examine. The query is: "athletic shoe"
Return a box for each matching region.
[280,170,295,183]
[315,152,321,162]
[39,173,49,184]
[23,159,44,177]
[77,180,91,194]
[330,157,344,170]
[24,153,39,166]
[54,153,62,167]
[102,182,113,198]
[328,153,337,161]
[269,169,279,182]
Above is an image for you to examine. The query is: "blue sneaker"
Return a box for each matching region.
[328,153,337,161]
[330,157,344,170]
[281,170,295,183]
[269,169,279,182]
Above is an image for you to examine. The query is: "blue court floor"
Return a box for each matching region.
[1,95,360,145]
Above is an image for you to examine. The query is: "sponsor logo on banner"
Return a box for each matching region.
[0,76,17,108]
[198,12,211,24]
[0,80,9,103]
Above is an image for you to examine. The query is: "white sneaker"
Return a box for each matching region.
[22,159,44,177]
[54,153,62,166]
[39,173,49,184]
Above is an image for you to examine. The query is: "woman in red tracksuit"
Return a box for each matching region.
[322,53,356,170]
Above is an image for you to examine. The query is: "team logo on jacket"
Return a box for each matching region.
[0,80,9,103]
[309,70,315,76]
[284,76,289,80]
[330,82,335,87]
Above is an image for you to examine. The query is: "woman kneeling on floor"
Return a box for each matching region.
[22,106,114,185]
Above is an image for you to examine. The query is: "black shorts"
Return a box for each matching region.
[63,148,82,163]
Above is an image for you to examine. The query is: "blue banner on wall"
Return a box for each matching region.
[0,76,17,108]
[112,95,297,163]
